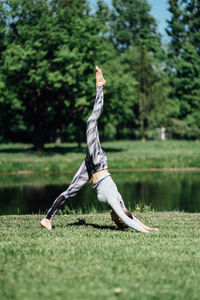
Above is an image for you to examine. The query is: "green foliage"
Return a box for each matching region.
[0,0,199,146]
[166,0,200,139]
[97,41,138,140]
[111,0,161,54]
[123,45,172,139]
[108,0,171,140]
[0,0,105,149]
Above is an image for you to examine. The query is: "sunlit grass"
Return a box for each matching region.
[0,140,200,173]
[0,212,200,300]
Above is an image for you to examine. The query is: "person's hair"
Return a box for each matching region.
[110,208,133,229]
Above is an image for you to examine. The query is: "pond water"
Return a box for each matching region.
[0,171,200,215]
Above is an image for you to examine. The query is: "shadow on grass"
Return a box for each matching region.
[0,145,123,154]
[0,145,84,154]
[58,218,123,231]
[44,146,123,154]
[0,147,32,154]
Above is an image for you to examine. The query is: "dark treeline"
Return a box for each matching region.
[0,0,199,150]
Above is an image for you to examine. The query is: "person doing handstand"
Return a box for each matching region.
[40,66,158,233]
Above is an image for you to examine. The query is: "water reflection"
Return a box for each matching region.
[0,171,200,215]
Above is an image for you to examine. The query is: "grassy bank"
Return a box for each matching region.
[0,212,200,300]
[1,169,200,188]
[0,140,200,174]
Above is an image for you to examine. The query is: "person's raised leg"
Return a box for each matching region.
[96,66,106,87]
[86,67,106,165]
[40,160,90,230]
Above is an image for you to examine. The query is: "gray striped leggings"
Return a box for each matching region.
[46,87,107,220]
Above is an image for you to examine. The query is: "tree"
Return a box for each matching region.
[166,0,200,139]
[0,0,104,149]
[166,0,186,56]
[0,3,26,142]
[110,0,162,56]
[123,45,172,140]
[92,1,138,140]
[108,0,170,140]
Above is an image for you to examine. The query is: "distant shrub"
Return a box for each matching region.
[167,118,200,139]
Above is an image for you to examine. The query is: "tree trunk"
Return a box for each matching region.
[78,140,82,149]
[141,128,147,141]
[141,117,148,142]
[32,90,45,151]
[55,128,62,144]
[33,119,44,151]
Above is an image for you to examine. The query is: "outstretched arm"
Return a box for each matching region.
[116,193,159,231]
[107,196,148,232]
[132,216,159,231]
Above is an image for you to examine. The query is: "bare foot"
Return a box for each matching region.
[96,66,106,86]
[40,218,52,230]
[148,227,159,231]
[142,226,159,231]
[138,221,159,232]
[139,228,151,233]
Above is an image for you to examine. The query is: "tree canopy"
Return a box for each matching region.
[0,0,199,149]
[166,0,200,138]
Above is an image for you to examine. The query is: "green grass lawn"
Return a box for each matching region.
[0,140,200,173]
[0,213,200,300]
[1,142,199,299]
